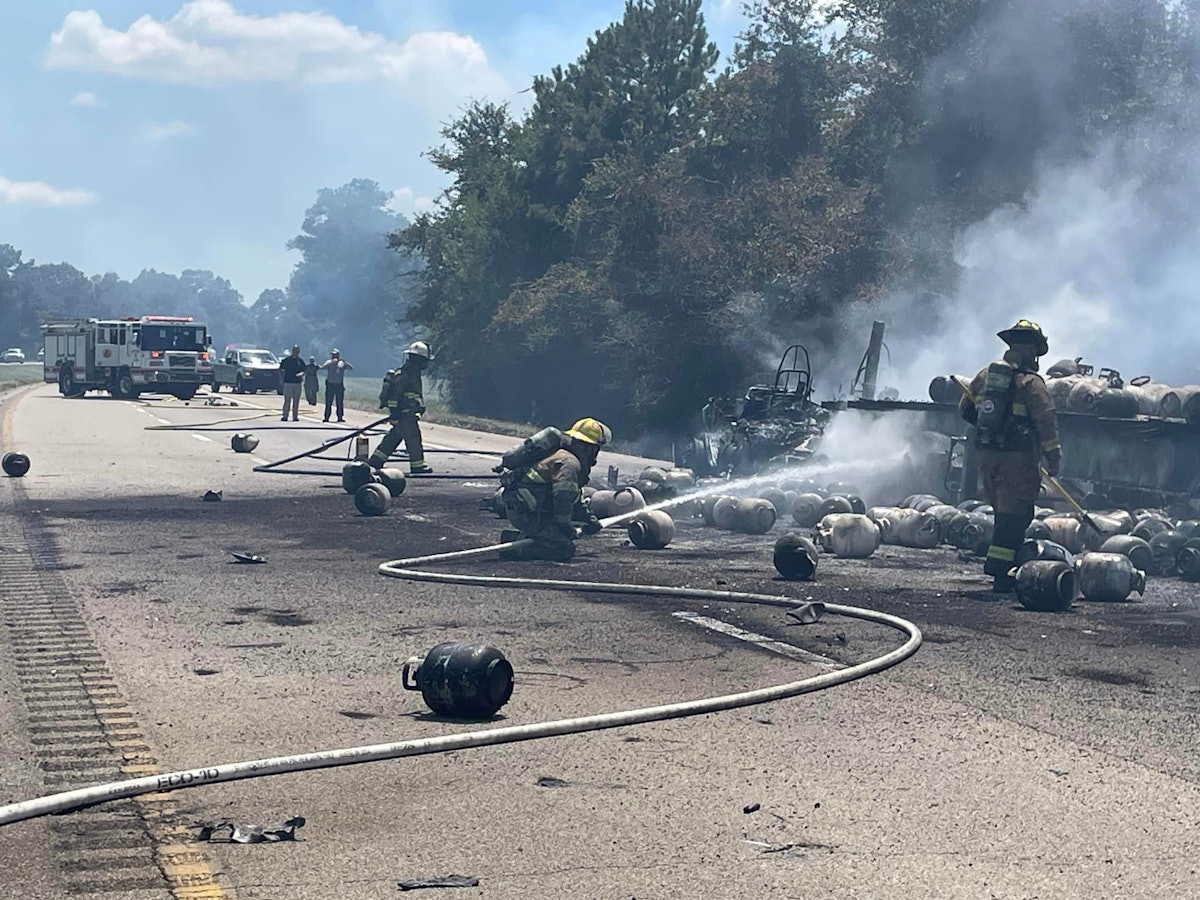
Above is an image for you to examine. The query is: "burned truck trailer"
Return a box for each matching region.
[836,396,1200,513]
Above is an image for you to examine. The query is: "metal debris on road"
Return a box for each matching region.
[536,776,570,788]
[197,816,306,843]
[743,803,761,814]
[230,551,267,564]
[202,489,223,502]
[398,875,480,891]
[786,602,825,625]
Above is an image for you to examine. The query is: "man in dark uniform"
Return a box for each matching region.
[959,320,1062,593]
[499,417,610,561]
[369,341,433,474]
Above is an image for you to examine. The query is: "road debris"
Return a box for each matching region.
[536,776,570,788]
[1,452,31,478]
[202,489,223,502]
[230,551,267,564]
[743,803,761,814]
[398,874,480,891]
[197,816,306,843]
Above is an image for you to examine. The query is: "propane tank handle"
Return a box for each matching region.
[401,656,423,691]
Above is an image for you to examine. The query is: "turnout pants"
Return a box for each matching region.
[978,449,1040,578]
[499,504,576,561]
[324,382,345,420]
[368,413,425,472]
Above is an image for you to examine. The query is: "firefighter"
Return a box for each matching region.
[368,341,433,474]
[498,418,610,562]
[959,319,1062,593]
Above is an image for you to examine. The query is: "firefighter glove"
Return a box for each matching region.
[581,515,602,535]
[1044,448,1062,477]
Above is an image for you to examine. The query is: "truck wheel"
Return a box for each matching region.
[234,376,245,394]
[175,386,197,401]
[59,368,85,398]
[112,370,136,400]
[211,382,221,393]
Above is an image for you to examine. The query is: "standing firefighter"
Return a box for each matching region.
[495,418,610,561]
[369,341,433,474]
[959,320,1062,593]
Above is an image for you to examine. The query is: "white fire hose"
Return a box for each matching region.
[0,517,921,826]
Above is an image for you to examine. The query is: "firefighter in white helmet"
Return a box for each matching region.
[498,417,612,561]
[369,341,433,474]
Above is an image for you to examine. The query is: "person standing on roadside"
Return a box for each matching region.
[279,345,306,422]
[304,356,320,406]
[320,348,352,423]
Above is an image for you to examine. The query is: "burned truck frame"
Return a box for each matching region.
[674,345,831,476]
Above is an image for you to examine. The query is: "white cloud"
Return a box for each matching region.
[69,90,104,107]
[45,0,506,97]
[147,119,195,139]
[386,186,435,215]
[0,177,97,207]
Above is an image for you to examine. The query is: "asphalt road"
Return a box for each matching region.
[0,383,1197,900]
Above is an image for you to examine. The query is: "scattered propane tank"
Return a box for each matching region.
[628,510,675,550]
[773,533,819,581]
[1014,538,1075,569]
[402,642,514,719]
[791,493,826,528]
[354,482,391,516]
[342,461,378,494]
[815,513,880,559]
[230,433,259,454]
[375,468,407,498]
[1,451,30,477]
[589,487,646,520]
[1148,529,1188,575]
[1097,534,1153,573]
[1075,552,1146,602]
[1177,539,1200,582]
[1015,560,1076,612]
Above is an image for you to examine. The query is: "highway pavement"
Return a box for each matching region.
[0,383,1197,899]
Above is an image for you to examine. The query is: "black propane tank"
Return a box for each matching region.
[2,452,30,477]
[342,461,377,494]
[402,642,515,719]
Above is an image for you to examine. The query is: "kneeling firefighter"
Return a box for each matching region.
[959,319,1061,593]
[495,418,611,561]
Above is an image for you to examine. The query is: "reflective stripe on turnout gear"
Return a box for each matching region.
[986,544,1016,562]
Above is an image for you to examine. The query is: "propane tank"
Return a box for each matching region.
[957,499,985,513]
[1015,538,1075,569]
[893,511,941,549]
[1076,552,1146,602]
[589,490,617,518]
[791,493,825,528]
[1098,534,1152,573]
[925,504,961,534]
[628,510,675,549]
[901,494,941,511]
[402,642,514,719]
[1177,539,1200,582]
[774,534,819,581]
[815,513,880,559]
[826,481,861,498]
[639,466,668,485]
[733,498,777,535]
[757,488,788,517]
[1047,374,1079,408]
[1176,520,1200,539]
[701,494,735,526]
[376,468,407,497]
[712,496,740,530]
[1159,385,1200,419]
[610,486,646,517]
[945,512,972,548]
[961,512,995,556]
[1131,517,1173,542]
[662,468,696,491]
[1086,513,1130,538]
[844,494,867,515]
[342,461,377,494]
[1025,519,1052,541]
[1148,529,1188,575]
[354,482,390,516]
[819,495,854,518]
[1042,516,1087,555]
[1015,560,1075,612]
[499,427,564,472]
[1094,387,1139,419]
[1067,378,1104,414]
[1,452,30,477]
[230,433,259,453]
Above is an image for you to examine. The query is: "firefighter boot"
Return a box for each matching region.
[985,510,1030,594]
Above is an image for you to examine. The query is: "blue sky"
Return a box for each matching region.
[0,0,749,303]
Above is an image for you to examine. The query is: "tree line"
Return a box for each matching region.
[393,0,1200,437]
[0,179,420,373]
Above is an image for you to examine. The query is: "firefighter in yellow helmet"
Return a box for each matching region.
[959,320,1061,593]
[498,417,612,561]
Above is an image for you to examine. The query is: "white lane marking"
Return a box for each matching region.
[250,457,267,465]
[154,417,170,425]
[672,611,843,670]
[191,433,212,443]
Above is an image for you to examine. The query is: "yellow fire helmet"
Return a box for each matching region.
[997,319,1049,357]
[565,417,612,446]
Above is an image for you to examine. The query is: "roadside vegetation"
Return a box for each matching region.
[0,364,46,394]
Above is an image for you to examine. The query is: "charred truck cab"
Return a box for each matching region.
[41,316,213,400]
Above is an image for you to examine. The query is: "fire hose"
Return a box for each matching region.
[0,510,921,827]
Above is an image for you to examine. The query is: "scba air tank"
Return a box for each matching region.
[499,427,564,472]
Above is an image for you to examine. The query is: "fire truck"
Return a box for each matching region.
[41,316,214,400]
